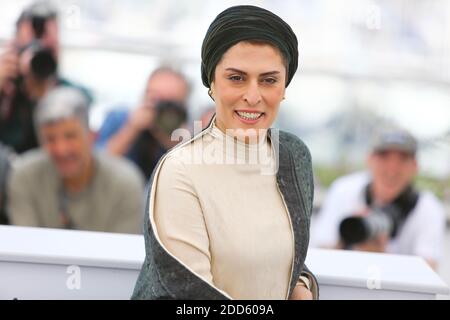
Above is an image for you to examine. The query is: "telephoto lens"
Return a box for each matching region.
[339,206,400,247]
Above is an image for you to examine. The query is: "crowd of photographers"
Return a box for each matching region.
[0,1,447,271]
[0,1,196,233]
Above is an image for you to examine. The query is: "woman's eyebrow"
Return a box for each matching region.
[260,71,281,76]
[225,68,281,76]
[225,68,247,74]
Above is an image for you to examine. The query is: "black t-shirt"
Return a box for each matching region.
[128,130,167,181]
[0,87,38,154]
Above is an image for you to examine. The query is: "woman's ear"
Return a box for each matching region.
[208,89,214,101]
[208,83,215,101]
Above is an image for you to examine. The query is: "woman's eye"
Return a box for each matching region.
[228,75,244,81]
[263,78,277,84]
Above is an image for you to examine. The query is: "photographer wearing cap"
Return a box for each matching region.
[0,1,91,154]
[311,126,446,270]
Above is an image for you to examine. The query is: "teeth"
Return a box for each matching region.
[236,111,262,120]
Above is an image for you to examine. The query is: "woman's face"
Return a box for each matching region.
[211,41,286,141]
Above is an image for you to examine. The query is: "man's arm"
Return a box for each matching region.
[106,104,155,156]
[95,110,129,150]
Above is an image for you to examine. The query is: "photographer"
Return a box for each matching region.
[0,1,91,154]
[8,87,144,233]
[310,127,446,270]
[95,67,190,179]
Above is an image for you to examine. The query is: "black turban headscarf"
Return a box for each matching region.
[201,5,298,89]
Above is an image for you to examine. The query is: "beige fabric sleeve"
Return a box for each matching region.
[153,155,214,284]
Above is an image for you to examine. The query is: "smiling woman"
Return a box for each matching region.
[211,42,286,141]
[132,5,319,300]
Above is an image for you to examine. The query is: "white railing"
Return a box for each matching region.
[0,225,448,300]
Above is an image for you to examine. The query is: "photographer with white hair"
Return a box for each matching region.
[8,86,144,234]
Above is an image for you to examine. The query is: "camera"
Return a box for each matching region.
[339,205,403,247]
[18,41,57,81]
[16,1,58,81]
[155,100,187,135]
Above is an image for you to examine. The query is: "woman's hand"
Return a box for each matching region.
[289,284,313,300]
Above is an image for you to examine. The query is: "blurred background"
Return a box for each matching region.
[2,0,450,180]
[1,0,449,297]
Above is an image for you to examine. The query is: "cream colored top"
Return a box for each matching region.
[154,121,294,299]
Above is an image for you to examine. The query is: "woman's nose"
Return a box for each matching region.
[243,81,262,106]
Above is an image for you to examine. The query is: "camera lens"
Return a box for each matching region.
[155,101,187,135]
[339,216,369,245]
[30,48,57,80]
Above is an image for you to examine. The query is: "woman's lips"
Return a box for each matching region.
[234,110,264,124]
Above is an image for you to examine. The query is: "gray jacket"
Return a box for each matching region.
[132,118,318,300]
